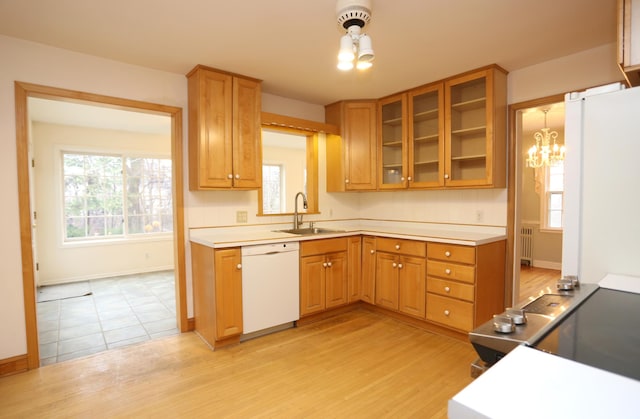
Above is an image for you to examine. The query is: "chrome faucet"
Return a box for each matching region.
[293,192,308,229]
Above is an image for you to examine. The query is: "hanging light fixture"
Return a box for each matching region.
[526,109,566,168]
[336,0,374,71]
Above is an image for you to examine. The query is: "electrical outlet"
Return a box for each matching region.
[236,210,248,223]
[475,209,484,223]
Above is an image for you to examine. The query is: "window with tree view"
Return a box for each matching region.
[63,152,172,240]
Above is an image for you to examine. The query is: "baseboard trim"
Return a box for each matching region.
[0,354,29,377]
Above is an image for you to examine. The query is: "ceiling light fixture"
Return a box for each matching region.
[336,0,374,71]
[526,109,566,168]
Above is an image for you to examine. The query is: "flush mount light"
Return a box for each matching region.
[336,0,374,71]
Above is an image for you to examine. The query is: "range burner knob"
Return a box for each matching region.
[505,308,527,325]
[493,315,515,334]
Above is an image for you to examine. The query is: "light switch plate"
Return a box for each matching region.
[236,210,248,223]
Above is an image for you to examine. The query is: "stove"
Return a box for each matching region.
[468,278,599,376]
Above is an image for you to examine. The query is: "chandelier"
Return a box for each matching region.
[526,109,565,168]
[336,0,375,71]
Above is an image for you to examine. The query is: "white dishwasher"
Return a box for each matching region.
[241,242,300,337]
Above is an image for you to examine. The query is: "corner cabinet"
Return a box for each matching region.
[325,100,377,191]
[187,65,262,190]
[443,66,507,188]
[190,243,243,349]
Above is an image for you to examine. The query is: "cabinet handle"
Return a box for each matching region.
[444,174,450,179]
[227,174,233,179]
[392,262,397,268]
[401,176,405,181]
[370,249,375,254]
[444,310,450,316]
[445,251,451,257]
[398,263,403,269]
[323,262,328,268]
[445,268,451,275]
[345,179,350,184]
[407,176,412,181]
[235,174,240,179]
[444,286,451,293]
[395,244,400,250]
[327,261,332,267]
[236,263,242,270]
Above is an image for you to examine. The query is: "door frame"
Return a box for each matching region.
[506,93,565,305]
[15,81,188,369]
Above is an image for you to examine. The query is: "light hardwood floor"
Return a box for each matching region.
[518,266,561,304]
[0,308,477,418]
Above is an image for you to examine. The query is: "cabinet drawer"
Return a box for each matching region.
[427,260,475,284]
[427,277,474,302]
[427,243,475,264]
[301,237,348,256]
[376,237,426,257]
[426,293,473,332]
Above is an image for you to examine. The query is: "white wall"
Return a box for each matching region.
[33,122,173,285]
[0,33,622,361]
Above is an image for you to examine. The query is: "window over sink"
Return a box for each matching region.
[258,127,318,216]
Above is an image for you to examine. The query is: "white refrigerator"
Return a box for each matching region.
[562,83,640,284]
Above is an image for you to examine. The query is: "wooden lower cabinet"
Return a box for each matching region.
[375,238,427,319]
[361,236,376,304]
[191,243,243,349]
[300,238,349,316]
[347,236,362,302]
[425,240,506,332]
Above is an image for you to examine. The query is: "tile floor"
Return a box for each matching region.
[36,270,178,365]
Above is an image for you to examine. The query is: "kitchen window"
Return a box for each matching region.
[62,152,172,241]
[262,163,284,214]
[540,162,564,231]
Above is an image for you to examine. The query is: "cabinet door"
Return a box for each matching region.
[325,252,348,308]
[232,76,262,188]
[378,94,407,190]
[192,70,234,189]
[398,256,426,319]
[300,255,326,316]
[361,236,376,304]
[375,252,399,310]
[347,236,362,302]
[408,83,445,188]
[214,248,243,339]
[444,67,506,188]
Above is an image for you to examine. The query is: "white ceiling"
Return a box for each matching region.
[0,0,616,107]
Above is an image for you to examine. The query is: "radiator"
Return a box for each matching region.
[520,226,533,266]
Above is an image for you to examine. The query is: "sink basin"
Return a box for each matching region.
[277,227,345,236]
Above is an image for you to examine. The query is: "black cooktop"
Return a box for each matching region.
[533,287,640,381]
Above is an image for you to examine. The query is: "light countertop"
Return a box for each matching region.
[189,219,507,248]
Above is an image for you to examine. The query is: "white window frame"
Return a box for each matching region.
[539,162,564,233]
[61,150,172,242]
[262,163,286,214]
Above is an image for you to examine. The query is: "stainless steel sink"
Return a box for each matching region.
[277,227,345,235]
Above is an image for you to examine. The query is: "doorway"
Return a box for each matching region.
[508,94,565,305]
[15,82,187,369]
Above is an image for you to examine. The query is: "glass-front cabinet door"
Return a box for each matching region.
[378,94,407,189]
[408,83,444,188]
[444,71,489,186]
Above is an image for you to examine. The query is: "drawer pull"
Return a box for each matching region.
[444,310,450,316]
[445,251,451,257]
[445,268,451,275]
[395,244,401,250]
[444,286,451,293]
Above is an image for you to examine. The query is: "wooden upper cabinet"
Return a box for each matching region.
[618,0,640,86]
[443,66,507,188]
[325,100,377,191]
[378,93,408,190]
[187,65,262,190]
